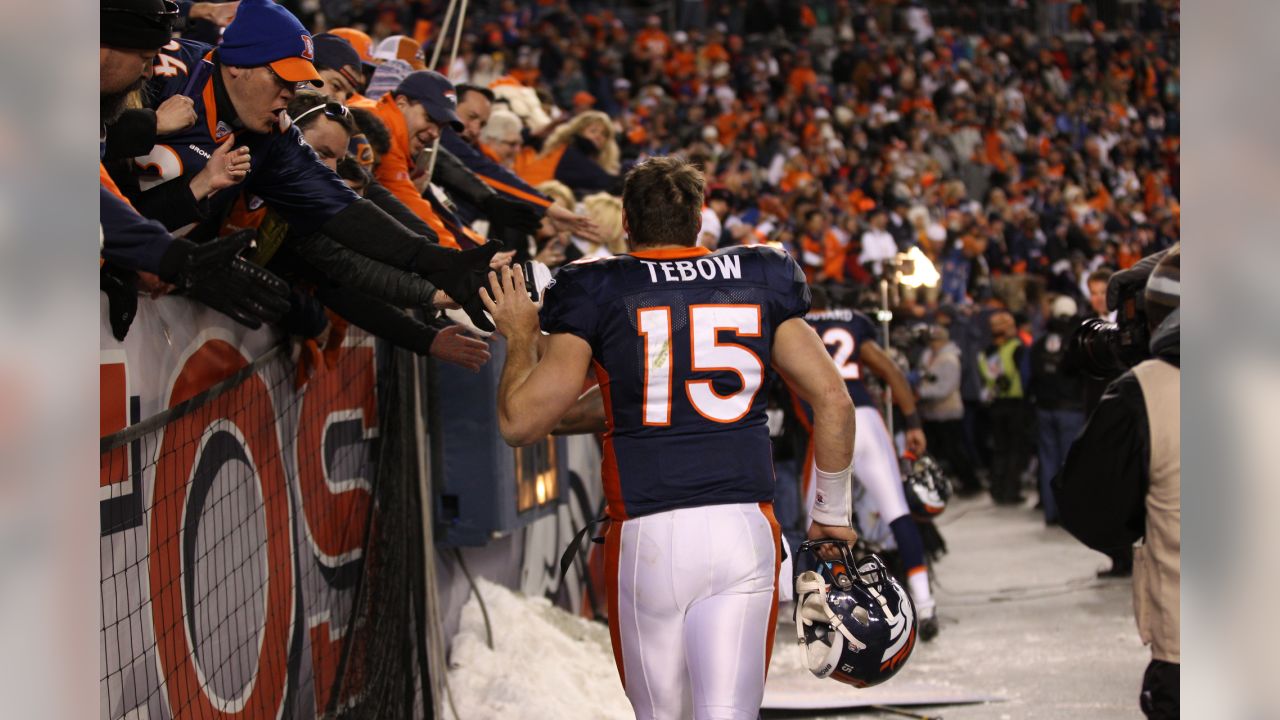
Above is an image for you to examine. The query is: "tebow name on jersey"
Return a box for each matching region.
[639,254,742,283]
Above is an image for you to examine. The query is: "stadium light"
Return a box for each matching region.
[896,246,940,289]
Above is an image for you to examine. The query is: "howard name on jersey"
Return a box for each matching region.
[123,38,357,239]
[805,307,878,408]
[540,246,810,520]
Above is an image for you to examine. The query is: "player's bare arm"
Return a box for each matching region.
[771,316,858,555]
[552,385,606,435]
[481,264,593,446]
[860,339,928,457]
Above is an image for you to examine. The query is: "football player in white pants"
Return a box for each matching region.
[801,301,941,641]
[481,157,859,719]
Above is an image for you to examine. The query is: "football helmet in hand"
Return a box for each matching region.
[794,541,917,688]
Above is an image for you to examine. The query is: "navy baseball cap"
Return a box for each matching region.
[394,71,464,131]
[313,33,361,73]
[313,32,364,87]
[219,0,322,86]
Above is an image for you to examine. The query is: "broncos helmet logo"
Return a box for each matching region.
[878,586,916,671]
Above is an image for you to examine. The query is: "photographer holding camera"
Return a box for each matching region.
[1054,245,1180,720]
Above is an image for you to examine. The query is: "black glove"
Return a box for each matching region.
[100,264,139,341]
[994,375,1012,393]
[418,242,503,333]
[157,229,256,288]
[185,257,292,329]
[482,195,542,235]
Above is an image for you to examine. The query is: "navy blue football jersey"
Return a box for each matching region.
[124,39,357,239]
[540,245,810,520]
[805,308,879,408]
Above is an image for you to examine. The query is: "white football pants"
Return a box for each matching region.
[605,502,781,720]
[804,406,910,547]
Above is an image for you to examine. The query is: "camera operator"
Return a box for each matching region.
[1067,248,1177,577]
[1053,245,1180,720]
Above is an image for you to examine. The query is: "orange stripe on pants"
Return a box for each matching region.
[759,502,782,677]
[604,517,625,688]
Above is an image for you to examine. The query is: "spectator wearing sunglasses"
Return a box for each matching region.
[291,97,357,171]
[109,0,502,331]
[220,93,448,313]
[265,93,489,371]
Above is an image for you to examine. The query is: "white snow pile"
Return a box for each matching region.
[446,578,632,719]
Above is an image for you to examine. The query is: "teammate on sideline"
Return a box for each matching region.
[798,287,942,641]
[480,156,858,719]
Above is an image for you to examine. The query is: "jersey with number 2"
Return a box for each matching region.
[805,308,878,408]
[539,245,810,520]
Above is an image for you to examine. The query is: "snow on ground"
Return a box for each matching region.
[446,578,632,720]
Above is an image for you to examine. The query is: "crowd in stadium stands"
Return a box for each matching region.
[101,0,1178,542]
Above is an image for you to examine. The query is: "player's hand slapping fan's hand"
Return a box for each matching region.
[480,264,539,342]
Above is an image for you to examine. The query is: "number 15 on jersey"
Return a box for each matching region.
[638,304,764,426]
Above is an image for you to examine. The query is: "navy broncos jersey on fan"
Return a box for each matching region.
[122,39,356,239]
[805,307,879,408]
[540,245,810,520]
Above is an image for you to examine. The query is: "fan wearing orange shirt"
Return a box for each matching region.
[799,209,846,283]
[370,71,478,250]
[633,14,670,60]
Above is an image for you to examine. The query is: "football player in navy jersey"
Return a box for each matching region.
[798,287,942,641]
[480,156,858,719]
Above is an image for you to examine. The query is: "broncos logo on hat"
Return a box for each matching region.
[443,89,457,106]
[300,34,315,60]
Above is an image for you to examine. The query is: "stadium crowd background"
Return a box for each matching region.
[288,0,1179,518]
[95,0,1183,715]
[105,0,1179,542]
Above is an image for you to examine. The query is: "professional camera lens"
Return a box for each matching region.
[1067,318,1130,379]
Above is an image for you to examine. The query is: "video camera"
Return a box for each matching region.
[1067,249,1171,379]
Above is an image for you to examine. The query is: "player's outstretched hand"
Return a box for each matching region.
[479,264,539,341]
[429,325,492,372]
[807,521,858,562]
